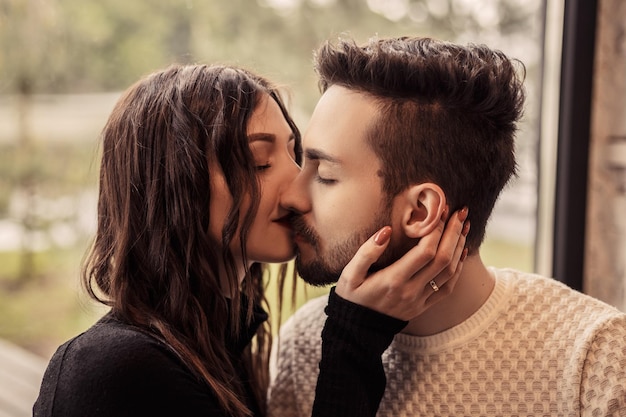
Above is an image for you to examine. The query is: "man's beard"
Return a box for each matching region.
[291,202,409,286]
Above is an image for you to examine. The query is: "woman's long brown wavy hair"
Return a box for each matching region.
[82,64,301,417]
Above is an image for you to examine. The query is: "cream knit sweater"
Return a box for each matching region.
[268,268,626,416]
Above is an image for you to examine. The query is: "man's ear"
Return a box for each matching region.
[399,183,446,238]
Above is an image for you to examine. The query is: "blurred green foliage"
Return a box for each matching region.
[0,0,542,357]
[0,248,104,356]
[0,143,98,198]
[0,0,542,111]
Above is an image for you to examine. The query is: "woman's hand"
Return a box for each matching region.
[334,207,469,321]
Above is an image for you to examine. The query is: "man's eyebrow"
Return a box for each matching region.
[305,148,340,164]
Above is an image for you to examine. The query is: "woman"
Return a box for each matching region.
[33,64,467,417]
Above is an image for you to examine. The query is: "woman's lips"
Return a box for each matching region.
[274,214,293,229]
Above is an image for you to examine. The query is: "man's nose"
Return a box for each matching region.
[280,170,311,215]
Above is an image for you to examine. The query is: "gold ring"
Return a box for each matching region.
[429,280,439,292]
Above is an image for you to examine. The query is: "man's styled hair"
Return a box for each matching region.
[314,36,526,252]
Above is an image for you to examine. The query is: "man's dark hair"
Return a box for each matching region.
[314,36,526,252]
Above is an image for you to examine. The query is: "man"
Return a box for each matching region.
[268,36,626,416]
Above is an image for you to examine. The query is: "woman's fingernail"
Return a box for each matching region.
[460,247,468,261]
[458,206,469,222]
[462,220,471,236]
[374,226,392,245]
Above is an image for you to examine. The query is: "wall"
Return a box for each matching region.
[586,0,626,310]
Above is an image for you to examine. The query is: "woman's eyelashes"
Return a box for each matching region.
[256,162,272,172]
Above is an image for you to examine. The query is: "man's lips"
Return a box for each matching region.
[292,227,315,248]
[293,231,307,244]
[273,213,316,248]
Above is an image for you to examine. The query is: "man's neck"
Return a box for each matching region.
[401,254,494,336]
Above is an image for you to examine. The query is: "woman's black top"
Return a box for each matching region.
[33,288,406,417]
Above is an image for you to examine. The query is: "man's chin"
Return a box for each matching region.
[295,256,340,287]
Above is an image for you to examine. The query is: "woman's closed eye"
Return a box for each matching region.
[256,162,272,171]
